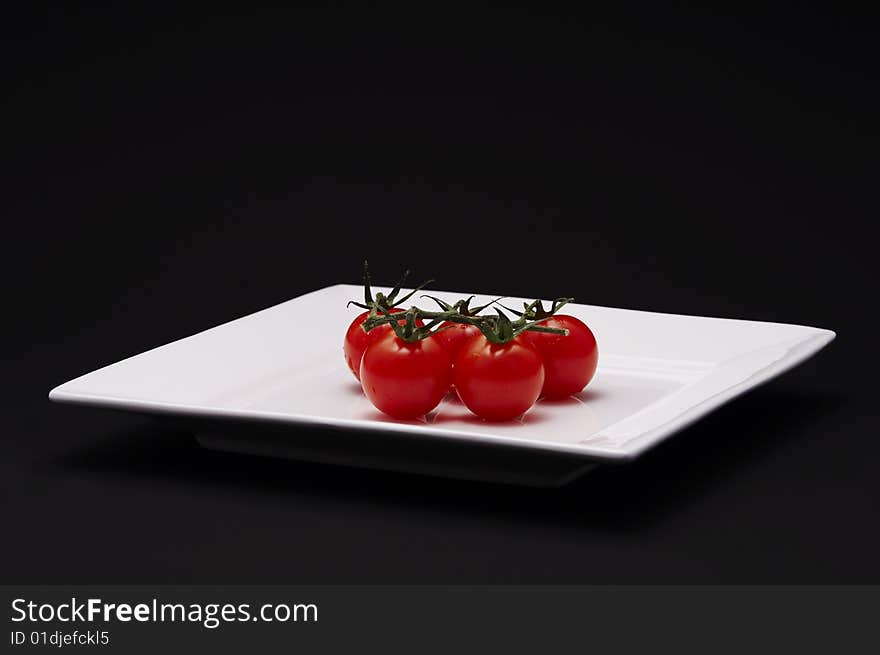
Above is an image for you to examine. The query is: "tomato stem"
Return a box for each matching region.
[361,297,569,344]
[347,261,434,311]
[351,265,572,344]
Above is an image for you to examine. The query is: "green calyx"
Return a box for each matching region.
[500,297,574,321]
[346,260,434,313]
[352,264,571,345]
[421,294,502,318]
[364,304,568,345]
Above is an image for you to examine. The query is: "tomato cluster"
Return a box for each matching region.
[343,270,598,421]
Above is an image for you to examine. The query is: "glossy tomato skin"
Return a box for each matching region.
[360,332,452,419]
[520,315,598,399]
[434,322,482,359]
[453,335,544,421]
[343,308,411,381]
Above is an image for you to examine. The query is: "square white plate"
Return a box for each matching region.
[49,284,834,482]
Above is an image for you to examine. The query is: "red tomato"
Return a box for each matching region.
[434,322,482,359]
[453,335,544,421]
[520,315,598,399]
[360,331,452,419]
[343,308,415,381]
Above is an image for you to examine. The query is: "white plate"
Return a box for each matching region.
[49,284,835,485]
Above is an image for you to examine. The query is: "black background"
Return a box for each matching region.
[2,5,877,582]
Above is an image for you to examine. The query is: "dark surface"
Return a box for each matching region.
[2,5,877,582]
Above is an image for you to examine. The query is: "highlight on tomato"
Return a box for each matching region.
[422,295,487,360]
[360,329,452,420]
[342,264,430,380]
[519,314,598,399]
[453,333,545,421]
[344,308,406,380]
[447,307,558,421]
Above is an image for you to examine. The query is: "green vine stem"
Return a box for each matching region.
[362,299,569,344]
[348,263,572,345]
[346,261,435,312]
[499,297,574,320]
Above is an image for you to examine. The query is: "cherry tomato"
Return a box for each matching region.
[453,335,544,421]
[360,331,452,419]
[520,315,598,399]
[344,308,418,381]
[434,322,482,359]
